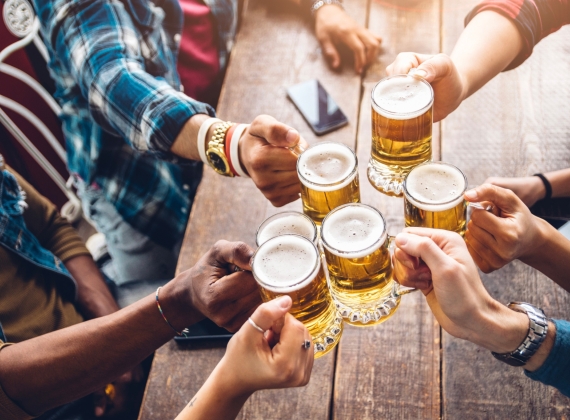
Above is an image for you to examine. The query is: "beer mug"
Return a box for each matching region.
[321,203,401,326]
[297,142,360,225]
[256,211,318,246]
[403,161,467,236]
[368,74,434,197]
[251,234,343,358]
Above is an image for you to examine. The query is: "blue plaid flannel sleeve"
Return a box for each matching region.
[34,0,216,158]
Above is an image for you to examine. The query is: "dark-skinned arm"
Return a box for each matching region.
[0,241,261,417]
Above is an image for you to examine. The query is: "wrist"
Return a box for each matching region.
[211,358,255,400]
[158,276,204,332]
[518,216,551,266]
[468,300,529,354]
[530,175,547,202]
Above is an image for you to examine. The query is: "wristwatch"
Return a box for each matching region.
[491,302,549,367]
[302,0,343,15]
[206,121,234,177]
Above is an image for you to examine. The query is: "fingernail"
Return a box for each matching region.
[415,69,427,78]
[286,129,299,146]
[277,295,291,309]
[464,189,478,201]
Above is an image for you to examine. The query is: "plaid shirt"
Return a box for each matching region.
[32,0,237,248]
[466,0,570,70]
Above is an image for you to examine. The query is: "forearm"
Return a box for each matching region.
[170,114,222,161]
[520,217,570,292]
[64,255,119,318]
[451,11,523,100]
[175,363,251,420]
[0,279,195,416]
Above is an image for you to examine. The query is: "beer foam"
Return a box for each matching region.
[257,213,316,246]
[297,142,357,192]
[404,162,467,211]
[321,204,386,259]
[372,75,433,120]
[253,235,320,293]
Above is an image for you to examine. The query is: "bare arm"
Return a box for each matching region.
[451,11,523,100]
[64,255,119,319]
[0,241,260,416]
[386,11,524,121]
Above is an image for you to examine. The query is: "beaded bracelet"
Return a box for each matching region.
[155,287,189,337]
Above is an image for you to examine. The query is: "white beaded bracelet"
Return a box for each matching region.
[197,118,223,164]
[230,124,250,178]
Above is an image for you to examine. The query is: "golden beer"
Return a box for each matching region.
[321,203,400,326]
[298,142,360,224]
[403,161,467,236]
[252,234,342,358]
[368,74,434,197]
[256,211,318,246]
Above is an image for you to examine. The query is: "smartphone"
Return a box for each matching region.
[287,80,348,135]
[174,318,233,343]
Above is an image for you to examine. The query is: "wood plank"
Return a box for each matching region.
[333,1,442,418]
[139,0,367,418]
[441,0,570,417]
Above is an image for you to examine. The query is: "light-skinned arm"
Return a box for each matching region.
[392,228,555,373]
[464,184,570,293]
[175,297,314,420]
[485,168,570,207]
[386,11,523,121]
[0,241,260,417]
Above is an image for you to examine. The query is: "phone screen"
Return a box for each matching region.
[287,80,348,135]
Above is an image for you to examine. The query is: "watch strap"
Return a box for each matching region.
[492,302,549,367]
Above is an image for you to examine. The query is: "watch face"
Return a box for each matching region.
[207,150,229,174]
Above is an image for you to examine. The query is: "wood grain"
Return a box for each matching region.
[332,1,442,418]
[140,0,367,418]
[441,0,570,417]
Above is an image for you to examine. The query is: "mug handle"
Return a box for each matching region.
[387,235,420,297]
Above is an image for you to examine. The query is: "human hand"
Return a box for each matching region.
[215,296,314,395]
[484,175,546,208]
[239,115,308,207]
[386,53,466,122]
[314,4,381,74]
[161,240,262,333]
[93,365,145,417]
[393,228,528,354]
[464,184,545,273]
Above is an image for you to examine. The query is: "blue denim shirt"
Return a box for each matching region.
[32,0,236,249]
[525,319,570,397]
[0,163,77,304]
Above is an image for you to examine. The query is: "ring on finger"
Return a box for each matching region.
[302,339,311,350]
[248,317,266,334]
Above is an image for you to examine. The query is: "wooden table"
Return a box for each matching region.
[139,0,570,418]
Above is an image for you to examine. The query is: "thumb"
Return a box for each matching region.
[394,232,450,270]
[464,183,522,213]
[320,37,341,69]
[249,115,300,148]
[247,296,292,333]
[410,53,454,84]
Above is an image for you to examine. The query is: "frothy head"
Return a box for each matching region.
[372,75,433,120]
[256,212,317,246]
[297,142,357,192]
[321,203,387,258]
[404,162,467,211]
[252,235,320,293]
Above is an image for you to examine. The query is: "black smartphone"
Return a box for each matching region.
[287,80,348,135]
[174,318,233,343]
